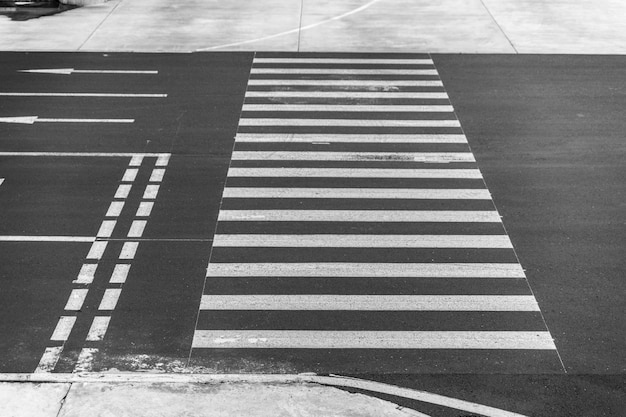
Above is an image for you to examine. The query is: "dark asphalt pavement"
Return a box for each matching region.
[1,52,624,416]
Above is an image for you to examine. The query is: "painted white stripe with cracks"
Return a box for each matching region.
[231,151,473,162]
[227,167,482,179]
[86,317,111,342]
[222,188,491,200]
[235,133,467,143]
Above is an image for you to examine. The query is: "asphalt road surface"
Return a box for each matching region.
[0,52,624,416]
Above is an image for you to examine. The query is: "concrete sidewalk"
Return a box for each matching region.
[1,0,626,53]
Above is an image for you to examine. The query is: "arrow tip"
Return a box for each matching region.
[19,68,74,75]
[0,116,38,124]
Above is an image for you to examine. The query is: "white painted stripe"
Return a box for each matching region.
[235,133,467,143]
[0,235,95,242]
[222,188,491,200]
[64,289,88,311]
[200,295,538,311]
[143,184,160,199]
[20,68,158,75]
[34,347,63,373]
[74,264,97,284]
[127,220,147,238]
[149,168,166,182]
[74,348,98,373]
[0,92,166,97]
[136,202,154,217]
[218,210,502,223]
[245,91,448,99]
[36,118,135,124]
[0,178,4,186]
[227,168,482,179]
[250,68,438,75]
[110,264,131,284]
[86,317,111,342]
[156,154,171,167]
[50,316,77,341]
[213,234,512,248]
[242,104,453,112]
[231,151,473,163]
[119,242,139,259]
[115,184,132,199]
[239,119,461,127]
[192,330,556,350]
[206,263,525,278]
[247,79,442,87]
[122,168,138,182]
[97,220,116,238]
[253,58,434,65]
[105,201,125,217]
[129,155,144,166]
[99,289,122,310]
[86,241,108,260]
[0,152,169,158]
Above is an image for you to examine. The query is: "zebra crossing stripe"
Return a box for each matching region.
[245,91,449,99]
[238,119,461,127]
[250,68,439,75]
[222,188,491,200]
[231,151,474,162]
[235,134,467,143]
[227,168,482,179]
[252,58,435,65]
[241,104,453,112]
[247,80,443,87]
[192,330,556,350]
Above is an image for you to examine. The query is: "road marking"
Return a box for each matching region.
[250,68,438,75]
[245,91,448,99]
[235,133,467,143]
[0,116,134,124]
[200,295,539,311]
[222,188,491,200]
[114,184,132,199]
[227,168,482,179]
[239,119,461,127]
[50,316,77,341]
[156,154,171,167]
[98,289,122,311]
[34,347,64,373]
[86,241,108,260]
[129,155,144,166]
[0,178,3,186]
[106,201,125,217]
[74,348,97,373]
[64,289,88,311]
[20,68,158,75]
[253,58,434,65]
[213,234,512,248]
[0,236,95,242]
[149,168,166,182]
[122,169,139,182]
[86,317,111,342]
[96,220,117,238]
[74,263,97,284]
[0,92,166,98]
[192,330,555,350]
[218,210,502,223]
[119,242,139,259]
[242,104,453,112]
[231,151,474,162]
[110,264,131,284]
[207,263,525,278]
[247,80,443,87]
[0,152,169,158]
[135,202,154,217]
[143,184,160,199]
[127,220,147,238]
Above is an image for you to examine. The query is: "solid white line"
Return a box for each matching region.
[247,80,442,87]
[231,151,474,162]
[213,234,512,248]
[222,188,491,200]
[0,236,95,242]
[192,330,555,350]
[106,201,125,217]
[86,317,112,342]
[74,348,97,373]
[129,155,144,166]
[250,68,438,75]
[64,289,88,311]
[156,154,171,167]
[97,220,117,238]
[149,168,166,182]
[235,133,467,143]
[0,152,169,158]
[115,184,132,199]
[86,241,108,260]
[227,168,482,179]
[239,119,461,127]
[218,210,502,223]
[127,220,147,238]
[34,347,63,373]
[74,263,97,284]
[119,242,139,259]
[143,184,160,199]
[35,118,135,124]
[206,263,525,278]
[122,168,139,182]
[241,104,452,112]
[0,92,166,97]
[50,316,77,341]
[200,295,538,311]
[99,289,122,310]
[135,202,154,217]
[20,68,158,75]
[253,58,434,65]
[245,91,448,99]
[110,264,131,284]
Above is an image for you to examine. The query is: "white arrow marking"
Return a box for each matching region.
[0,116,134,124]
[19,68,158,75]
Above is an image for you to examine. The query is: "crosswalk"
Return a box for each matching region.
[191,53,561,372]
